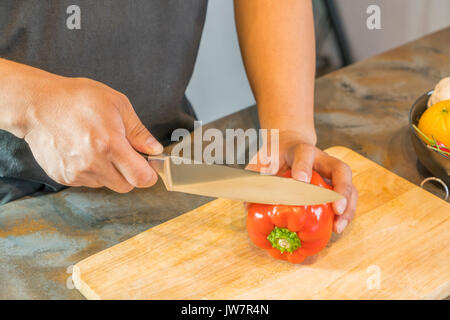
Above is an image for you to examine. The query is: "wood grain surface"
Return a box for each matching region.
[73,146,450,300]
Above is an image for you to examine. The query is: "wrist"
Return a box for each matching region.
[260,124,317,146]
[279,129,317,146]
[0,59,61,138]
[22,74,59,138]
[257,102,316,146]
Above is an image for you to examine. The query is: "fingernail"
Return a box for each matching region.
[334,198,347,215]
[146,138,163,154]
[336,219,348,234]
[296,171,309,183]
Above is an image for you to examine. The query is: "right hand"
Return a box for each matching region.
[23,76,162,193]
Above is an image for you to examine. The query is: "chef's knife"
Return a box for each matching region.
[145,154,344,206]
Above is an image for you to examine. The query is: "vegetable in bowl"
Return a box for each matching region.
[414,99,450,158]
[409,91,450,186]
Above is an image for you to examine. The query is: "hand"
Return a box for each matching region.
[246,131,357,234]
[23,76,162,193]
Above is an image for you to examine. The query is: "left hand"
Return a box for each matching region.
[246,131,358,234]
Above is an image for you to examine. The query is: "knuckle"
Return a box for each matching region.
[342,184,353,197]
[344,204,356,220]
[295,143,313,156]
[119,93,132,106]
[338,161,352,175]
[49,168,76,186]
[93,136,112,155]
[343,214,354,222]
[353,185,358,197]
[115,184,134,194]
[131,171,153,188]
[76,158,96,174]
[114,92,132,110]
[302,143,316,153]
[64,169,82,185]
[62,176,78,186]
[109,140,125,156]
[133,123,148,137]
[127,120,148,141]
[57,178,72,186]
[64,176,76,185]
[88,182,103,188]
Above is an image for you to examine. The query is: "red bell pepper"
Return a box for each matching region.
[246,170,335,264]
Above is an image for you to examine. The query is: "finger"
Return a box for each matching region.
[311,149,336,179]
[75,175,103,188]
[314,150,353,215]
[117,96,163,155]
[111,138,158,188]
[285,144,315,183]
[334,185,358,234]
[58,169,103,188]
[99,162,135,193]
[330,163,353,216]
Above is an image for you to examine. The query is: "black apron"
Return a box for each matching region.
[0,0,208,204]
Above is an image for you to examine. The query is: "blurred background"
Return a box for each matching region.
[186,0,450,123]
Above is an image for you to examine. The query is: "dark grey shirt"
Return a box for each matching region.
[0,0,207,204]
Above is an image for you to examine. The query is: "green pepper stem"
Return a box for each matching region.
[267,226,301,254]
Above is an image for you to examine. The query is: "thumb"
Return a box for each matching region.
[128,121,163,155]
[119,101,163,155]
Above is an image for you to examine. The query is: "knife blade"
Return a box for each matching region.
[146,154,344,206]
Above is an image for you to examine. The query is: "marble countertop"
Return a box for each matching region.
[1,28,449,299]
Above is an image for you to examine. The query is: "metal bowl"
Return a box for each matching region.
[409,91,450,185]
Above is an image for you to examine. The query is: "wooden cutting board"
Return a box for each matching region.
[73,146,450,299]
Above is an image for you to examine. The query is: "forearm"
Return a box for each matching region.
[0,58,57,138]
[234,0,316,144]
